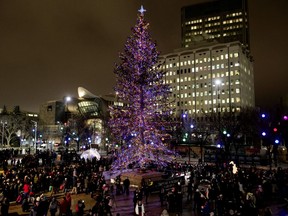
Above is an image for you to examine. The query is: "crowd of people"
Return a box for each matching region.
[0,148,288,215]
[156,161,288,216]
[0,148,113,215]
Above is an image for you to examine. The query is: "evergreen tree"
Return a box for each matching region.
[109,6,175,170]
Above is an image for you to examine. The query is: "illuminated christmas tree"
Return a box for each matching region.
[109,6,176,170]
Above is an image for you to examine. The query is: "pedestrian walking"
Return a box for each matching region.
[159,186,166,206]
[187,179,193,202]
[71,177,78,194]
[115,175,122,195]
[123,177,130,195]
[135,200,145,216]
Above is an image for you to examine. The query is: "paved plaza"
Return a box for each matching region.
[4,156,288,215]
[8,185,288,216]
[8,189,187,216]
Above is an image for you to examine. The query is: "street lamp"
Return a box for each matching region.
[64,96,72,122]
[215,79,221,140]
[215,79,221,114]
[31,120,37,151]
[1,121,7,147]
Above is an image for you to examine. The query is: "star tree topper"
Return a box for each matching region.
[138,5,146,15]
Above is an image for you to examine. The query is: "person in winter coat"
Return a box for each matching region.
[59,197,68,216]
[135,200,145,216]
[65,192,72,215]
[76,199,85,216]
[23,182,30,198]
[1,196,10,216]
[49,197,59,216]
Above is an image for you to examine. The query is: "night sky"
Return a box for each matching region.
[0,0,287,112]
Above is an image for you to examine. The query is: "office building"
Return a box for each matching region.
[38,87,121,148]
[158,41,255,118]
[181,0,249,49]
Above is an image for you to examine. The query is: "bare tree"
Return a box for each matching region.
[0,106,33,147]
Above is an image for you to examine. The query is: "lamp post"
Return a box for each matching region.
[65,96,72,122]
[215,79,221,120]
[31,120,37,151]
[215,79,221,139]
[1,121,7,148]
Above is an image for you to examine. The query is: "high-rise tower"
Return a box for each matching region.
[181,0,249,49]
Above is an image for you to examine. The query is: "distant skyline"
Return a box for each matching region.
[0,0,287,112]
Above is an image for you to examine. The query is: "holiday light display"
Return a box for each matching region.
[109,6,176,170]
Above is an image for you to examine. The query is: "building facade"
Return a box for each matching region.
[181,0,249,49]
[159,41,255,119]
[38,87,120,149]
